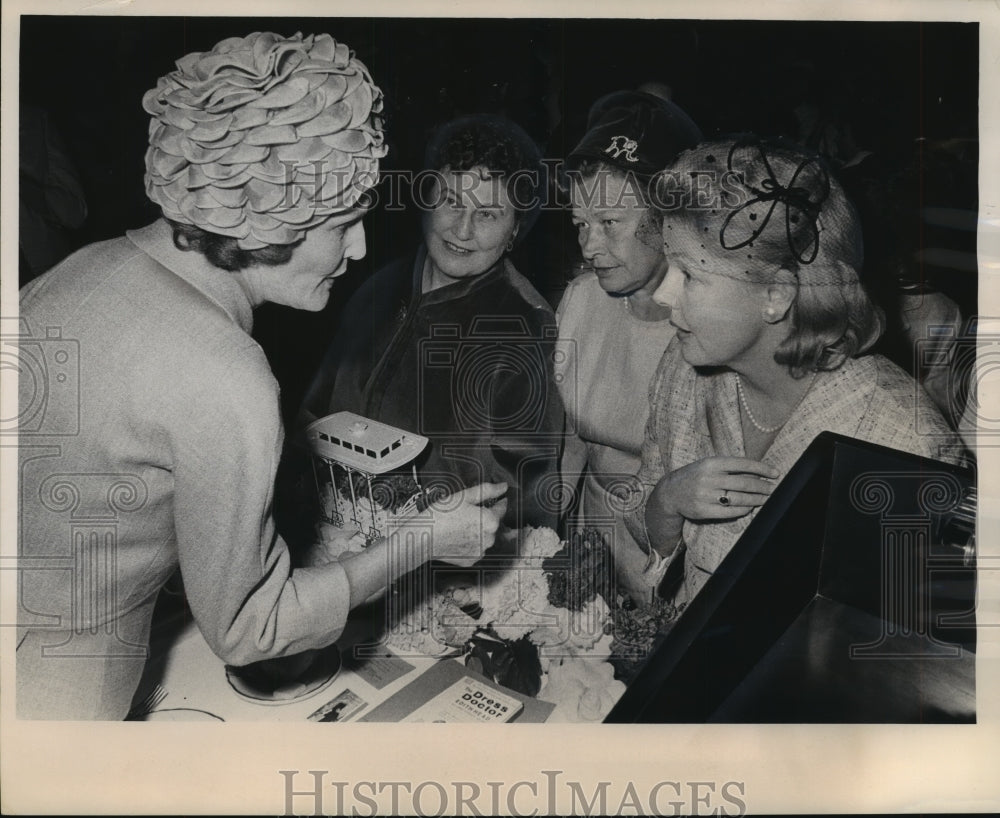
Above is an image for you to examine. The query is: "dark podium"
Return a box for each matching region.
[606,432,976,724]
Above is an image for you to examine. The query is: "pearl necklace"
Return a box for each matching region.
[735,372,815,435]
[623,295,670,321]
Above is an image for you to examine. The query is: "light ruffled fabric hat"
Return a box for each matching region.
[143,31,386,250]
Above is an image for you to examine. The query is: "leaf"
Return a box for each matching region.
[464,630,542,698]
[495,637,542,697]
[466,637,498,679]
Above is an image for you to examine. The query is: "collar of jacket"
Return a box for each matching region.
[702,357,876,470]
[408,243,509,309]
[126,218,255,334]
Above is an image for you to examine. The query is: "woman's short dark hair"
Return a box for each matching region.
[166,219,303,272]
[561,159,663,237]
[563,159,655,204]
[422,114,543,239]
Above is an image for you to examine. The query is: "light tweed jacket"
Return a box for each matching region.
[626,335,965,605]
[17,219,352,719]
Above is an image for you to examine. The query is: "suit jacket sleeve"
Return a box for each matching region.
[169,338,353,665]
[623,336,683,551]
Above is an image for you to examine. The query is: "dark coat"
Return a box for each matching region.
[302,246,565,530]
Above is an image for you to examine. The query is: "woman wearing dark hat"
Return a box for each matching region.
[555,89,702,602]
[17,33,506,720]
[300,114,564,534]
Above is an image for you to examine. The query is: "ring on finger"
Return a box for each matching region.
[718,489,731,506]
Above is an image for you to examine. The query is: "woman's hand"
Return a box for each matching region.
[651,457,780,523]
[339,482,508,607]
[421,481,509,567]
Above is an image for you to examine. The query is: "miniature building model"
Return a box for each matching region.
[306,412,429,541]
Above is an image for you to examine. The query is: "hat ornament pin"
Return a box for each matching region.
[605,135,640,163]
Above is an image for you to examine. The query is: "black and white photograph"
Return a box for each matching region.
[2,0,998,814]
[308,688,368,722]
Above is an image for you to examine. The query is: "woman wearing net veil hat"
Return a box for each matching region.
[626,136,966,607]
[555,88,702,603]
[17,32,507,720]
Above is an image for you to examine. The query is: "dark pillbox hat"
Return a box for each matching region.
[566,90,703,179]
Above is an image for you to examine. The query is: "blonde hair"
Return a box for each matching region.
[656,137,884,376]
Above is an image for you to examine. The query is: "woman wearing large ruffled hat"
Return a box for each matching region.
[17,32,507,719]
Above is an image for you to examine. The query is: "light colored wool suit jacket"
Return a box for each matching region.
[626,335,965,605]
[17,219,351,719]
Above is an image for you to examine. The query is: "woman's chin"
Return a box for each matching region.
[677,337,711,367]
[428,258,487,282]
[304,284,337,311]
[427,243,504,281]
[297,295,331,312]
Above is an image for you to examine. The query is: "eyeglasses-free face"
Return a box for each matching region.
[422,167,518,290]
[569,171,666,298]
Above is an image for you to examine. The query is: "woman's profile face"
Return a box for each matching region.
[239,208,369,312]
[423,167,517,285]
[569,171,665,296]
[655,220,772,370]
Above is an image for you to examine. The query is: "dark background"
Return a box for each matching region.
[18,16,979,420]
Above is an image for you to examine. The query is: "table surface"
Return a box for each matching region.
[131,594,558,722]
[132,614,448,722]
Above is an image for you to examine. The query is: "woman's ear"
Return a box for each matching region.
[762,269,797,324]
[506,224,519,252]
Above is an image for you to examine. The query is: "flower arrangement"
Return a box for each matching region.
[383,526,682,723]
[306,467,681,722]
